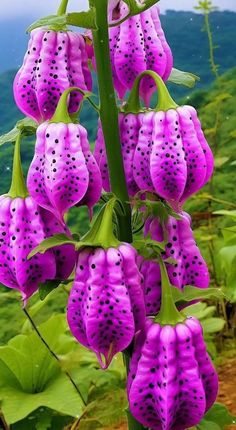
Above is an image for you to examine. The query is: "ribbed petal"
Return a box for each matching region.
[150,109,187,204]
[39,207,76,279]
[133,112,155,192]
[67,244,145,368]
[128,318,218,430]
[0,196,56,302]
[77,126,102,215]
[177,106,208,204]
[27,122,90,220]
[14,29,92,122]
[141,212,209,315]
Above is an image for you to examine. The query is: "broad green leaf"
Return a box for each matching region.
[0,315,84,424]
[221,226,236,245]
[220,245,236,269]
[214,210,236,221]
[168,68,200,88]
[197,420,221,430]
[201,317,225,334]
[27,10,96,33]
[0,117,37,146]
[183,302,217,319]
[173,286,224,304]
[197,403,236,429]
[27,234,77,259]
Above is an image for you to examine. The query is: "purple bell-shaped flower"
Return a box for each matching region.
[128,258,218,430]
[27,88,102,221]
[0,133,76,304]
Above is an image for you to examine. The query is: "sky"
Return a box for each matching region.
[0,0,235,20]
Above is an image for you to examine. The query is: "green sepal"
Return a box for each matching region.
[123,70,178,114]
[132,193,181,225]
[168,68,200,88]
[27,10,97,33]
[155,257,185,326]
[132,238,165,261]
[0,117,37,147]
[110,0,160,26]
[80,198,121,249]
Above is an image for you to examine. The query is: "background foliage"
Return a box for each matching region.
[0,7,235,430]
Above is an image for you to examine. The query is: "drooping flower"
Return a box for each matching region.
[0,133,76,304]
[128,318,218,430]
[27,88,102,221]
[94,73,214,208]
[0,196,76,304]
[87,3,173,104]
[67,243,146,368]
[139,211,210,315]
[14,29,92,123]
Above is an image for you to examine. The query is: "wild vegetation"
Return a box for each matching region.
[0,2,235,430]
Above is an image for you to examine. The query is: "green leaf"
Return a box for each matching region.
[182,302,216,319]
[0,315,84,424]
[0,117,37,146]
[197,403,236,429]
[214,156,230,168]
[132,238,165,260]
[38,280,63,301]
[201,317,225,334]
[172,286,225,304]
[168,68,200,88]
[27,234,77,259]
[214,210,236,221]
[27,10,96,33]
[221,226,236,245]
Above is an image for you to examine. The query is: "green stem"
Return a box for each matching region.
[57,0,69,15]
[23,309,87,407]
[92,0,132,243]
[8,133,28,199]
[91,2,141,429]
[204,12,219,80]
[124,71,178,114]
[50,87,99,124]
[155,257,185,326]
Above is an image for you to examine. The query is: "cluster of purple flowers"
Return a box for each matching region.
[0,1,217,429]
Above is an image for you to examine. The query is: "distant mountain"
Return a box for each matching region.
[0,10,236,79]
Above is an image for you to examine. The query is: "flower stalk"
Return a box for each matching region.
[91,0,132,243]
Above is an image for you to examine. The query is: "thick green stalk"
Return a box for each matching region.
[8,133,28,199]
[57,0,69,15]
[91,2,144,429]
[91,0,132,243]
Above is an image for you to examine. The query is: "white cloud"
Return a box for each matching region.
[0,0,235,19]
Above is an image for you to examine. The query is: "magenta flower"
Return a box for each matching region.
[87,3,173,104]
[128,318,218,430]
[95,104,214,207]
[27,121,102,221]
[138,212,210,315]
[67,243,146,368]
[0,195,76,303]
[14,29,92,122]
